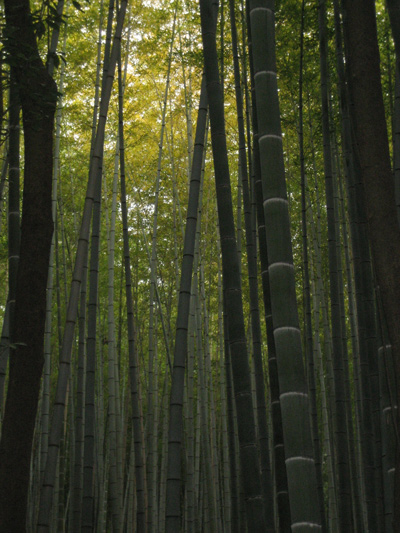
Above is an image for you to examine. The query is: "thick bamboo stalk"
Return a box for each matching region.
[249,0,321,529]
[228,2,274,527]
[246,7,291,530]
[199,0,265,529]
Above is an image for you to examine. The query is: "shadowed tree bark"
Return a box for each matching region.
[0,0,57,530]
[199,0,266,530]
[341,0,400,527]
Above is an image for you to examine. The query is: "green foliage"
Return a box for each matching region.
[0,0,397,529]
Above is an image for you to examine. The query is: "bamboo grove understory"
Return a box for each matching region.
[0,0,399,531]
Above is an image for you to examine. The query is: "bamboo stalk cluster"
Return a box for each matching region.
[0,0,398,531]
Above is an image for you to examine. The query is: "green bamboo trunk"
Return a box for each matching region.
[228,2,275,527]
[248,1,321,530]
[165,51,210,533]
[199,0,266,529]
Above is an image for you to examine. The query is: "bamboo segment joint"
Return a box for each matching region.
[263,198,288,209]
[254,70,277,78]
[259,133,282,142]
[280,391,308,400]
[268,261,293,272]
[250,7,272,14]
[285,456,314,464]
[291,523,322,530]
[274,325,300,334]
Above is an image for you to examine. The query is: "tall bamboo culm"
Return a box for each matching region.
[248,0,321,530]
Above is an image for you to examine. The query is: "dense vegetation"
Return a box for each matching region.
[0,0,398,531]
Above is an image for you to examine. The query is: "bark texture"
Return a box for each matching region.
[342,0,400,527]
[0,1,57,530]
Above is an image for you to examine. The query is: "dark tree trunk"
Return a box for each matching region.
[341,0,400,527]
[199,0,266,529]
[0,0,57,530]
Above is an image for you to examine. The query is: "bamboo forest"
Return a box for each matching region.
[1,0,400,531]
